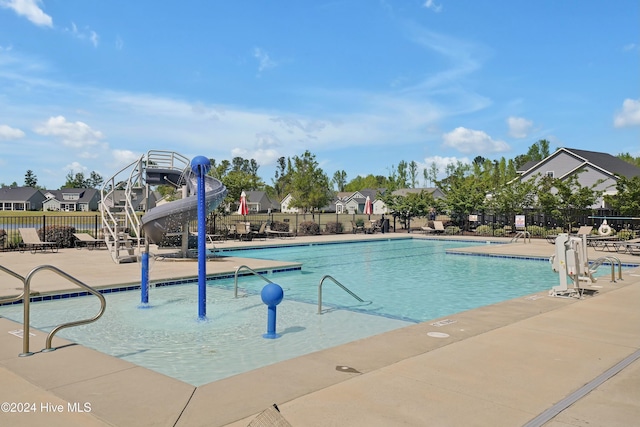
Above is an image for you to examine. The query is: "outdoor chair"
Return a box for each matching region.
[433,221,446,234]
[351,221,365,234]
[73,233,104,250]
[18,227,58,254]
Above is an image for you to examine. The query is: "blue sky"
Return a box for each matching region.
[0,0,638,190]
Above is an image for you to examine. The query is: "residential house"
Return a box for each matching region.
[516,147,640,209]
[42,188,101,212]
[0,186,46,211]
[280,193,337,214]
[244,191,280,213]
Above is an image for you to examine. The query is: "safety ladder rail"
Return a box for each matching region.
[18,265,105,356]
[317,275,365,314]
[510,230,531,243]
[590,256,623,283]
[234,265,275,298]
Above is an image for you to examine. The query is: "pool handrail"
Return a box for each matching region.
[20,265,106,356]
[0,265,27,304]
[234,265,274,298]
[317,275,365,314]
[590,255,623,283]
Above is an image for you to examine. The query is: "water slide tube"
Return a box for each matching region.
[141,169,227,244]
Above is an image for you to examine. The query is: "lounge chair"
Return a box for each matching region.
[73,233,104,250]
[265,225,294,239]
[613,238,640,255]
[351,221,364,234]
[250,222,267,241]
[364,221,376,234]
[421,225,434,234]
[236,222,252,241]
[19,227,58,254]
[433,221,446,234]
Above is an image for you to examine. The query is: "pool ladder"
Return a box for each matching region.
[233,267,366,315]
[233,265,275,298]
[0,264,106,357]
[590,256,624,283]
[317,275,365,314]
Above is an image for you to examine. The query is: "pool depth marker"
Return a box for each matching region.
[192,155,211,320]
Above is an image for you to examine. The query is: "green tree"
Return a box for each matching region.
[379,190,435,229]
[332,170,347,192]
[489,177,538,226]
[288,150,332,215]
[604,175,640,216]
[24,170,38,187]
[344,174,387,192]
[408,161,419,188]
[438,162,488,230]
[536,173,603,231]
[514,139,551,170]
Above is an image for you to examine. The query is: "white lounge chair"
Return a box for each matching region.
[73,233,104,250]
[265,225,294,239]
[19,227,58,254]
[433,221,446,234]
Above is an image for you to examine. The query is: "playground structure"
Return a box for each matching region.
[100,150,227,264]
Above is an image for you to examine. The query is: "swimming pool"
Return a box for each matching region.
[0,239,563,386]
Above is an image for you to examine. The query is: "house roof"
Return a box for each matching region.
[44,188,99,203]
[520,148,640,179]
[564,148,640,178]
[0,186,42,201]
[391,187,443,198]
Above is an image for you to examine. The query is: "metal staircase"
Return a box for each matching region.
[100,150,191,264]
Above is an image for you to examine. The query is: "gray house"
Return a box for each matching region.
[244,191,280,213]
[0,186,46,211]
[517,147,640,208]
[42,188,101,212]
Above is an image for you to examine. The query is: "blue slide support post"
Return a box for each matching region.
[191,155,211,321]
[140,252,149,305]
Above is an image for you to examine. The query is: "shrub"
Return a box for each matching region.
[325,222,343,234]
[270,221,289,232]
[299,221,320,235]
[355,218,365,228]
[40,225,76,248]
[525,225,546,237]
[492,228,506,237]
[474,225,493,235]
[616,229,633,240]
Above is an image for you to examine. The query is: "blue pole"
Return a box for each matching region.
[141,252,149,305]
[191,156,211,321]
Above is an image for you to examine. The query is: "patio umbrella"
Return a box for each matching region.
[238,191,248,216]
[364,195,372,219]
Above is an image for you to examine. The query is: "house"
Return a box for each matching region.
[280,193,337,213]
[333,189,384,214]
[516,147,640,208]
[42,188,101,212]
[244,191,279,213]
[0,186,46,211]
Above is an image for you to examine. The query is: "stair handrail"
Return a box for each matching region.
[318,275,365,314]
[20,265,106,356]
[234,265,275,298]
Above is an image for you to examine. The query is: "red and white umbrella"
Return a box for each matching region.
[238,191,248,216]
[364,195,372,217]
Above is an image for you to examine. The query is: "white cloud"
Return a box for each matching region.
[253,47,276,74]
[0,124,25,140]
[34,116,105,148]
[507,116,533,138]
[111,149,141,167]
[613,98,640,128]
[115,36,124,50]
[423,0,442,13]
[442,127,510,154]
[422,155,470,180]
[0,0,52,27]
[63,161,87,174]
[65,22,99,47]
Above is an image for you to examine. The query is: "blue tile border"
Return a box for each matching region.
[0,265,303,306]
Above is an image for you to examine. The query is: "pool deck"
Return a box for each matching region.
[1,234,639,426]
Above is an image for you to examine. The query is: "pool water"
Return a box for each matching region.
[1,239,567,386]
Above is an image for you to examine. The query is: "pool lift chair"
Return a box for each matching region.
[549,233,597,298]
